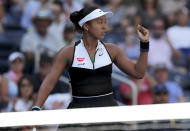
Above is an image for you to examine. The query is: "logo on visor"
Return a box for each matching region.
[77,58,85,62]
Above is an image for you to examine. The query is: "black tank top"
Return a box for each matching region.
[69,39,113,97]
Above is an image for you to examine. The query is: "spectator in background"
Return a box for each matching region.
[63,0,83,15]
[158,0,186,16]
[10,0,26,12]
[101,0,128,43]
[119,25,139,59]
[48,0,68,42]
[21,9,63,73]
[4,0,27,27]
[120,72,156,105]
[0,0,4,33]
[119,60,157,105]
[119,16,132,33]
[148,17,181,69]
[21,0,51,29]
[82,0,99,7]
[0,52,25,112]
[32,54,71,109]
[32,54,70,94]
[154,64,185,103]
[13,75,34,112]
[158,0,186,28]
[188,0,190,13]
[167,8,190,49]
[153,84,169,104]
[135,0,164,29]
[62,25,76,46]
[113,25,139,85]
[102,0,127,30]
[93,0,108,7]
[167,8,190,69]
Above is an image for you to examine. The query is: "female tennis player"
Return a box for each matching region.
[32,6,149,110]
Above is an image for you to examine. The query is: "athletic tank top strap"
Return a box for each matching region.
[99,40,113,63]
[70,40,81,66]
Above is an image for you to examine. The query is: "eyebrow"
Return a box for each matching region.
[97,17,106,22]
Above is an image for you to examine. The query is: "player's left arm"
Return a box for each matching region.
[108,25,150,79]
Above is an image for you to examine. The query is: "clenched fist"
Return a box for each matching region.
[136,25,150,43]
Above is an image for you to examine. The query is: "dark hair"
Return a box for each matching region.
[141,0,158,10]
[64,24,75,33]
[40,54,53,67]
[150,16,166,30]
[18,75,35,99]
[70,6,98,33]
[153,84,168,94]
[53,0,63,10]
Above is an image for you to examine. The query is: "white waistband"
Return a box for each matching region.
[72,92,113,98]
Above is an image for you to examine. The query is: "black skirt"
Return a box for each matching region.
[68,93,118,108]
[58,94,118,129]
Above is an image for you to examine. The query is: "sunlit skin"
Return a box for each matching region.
[81,16,108,62]
[84,15,107,40]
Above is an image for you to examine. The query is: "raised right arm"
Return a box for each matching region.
[34,46,73,108]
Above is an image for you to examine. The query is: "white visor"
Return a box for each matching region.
[78,9,113,27]
[8,52,24,62]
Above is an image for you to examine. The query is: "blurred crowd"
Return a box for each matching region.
[0,0,190,113]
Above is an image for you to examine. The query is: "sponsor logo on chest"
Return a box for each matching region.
[77,58,85,62]
[77,58,85,66]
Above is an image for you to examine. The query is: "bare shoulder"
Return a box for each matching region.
[104,43,120,51]
[55,45,75,66]
[104,43,121,60]
[59,45,74,53]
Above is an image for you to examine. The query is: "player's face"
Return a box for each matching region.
[87,15,107,40]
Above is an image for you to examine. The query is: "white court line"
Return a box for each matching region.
[0,102,190,127]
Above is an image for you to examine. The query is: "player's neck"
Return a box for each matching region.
[82,35,98,50]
